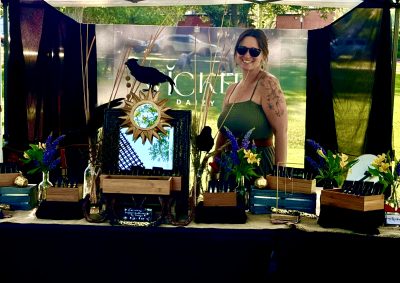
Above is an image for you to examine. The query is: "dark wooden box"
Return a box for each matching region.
[0,185,38,210]
[194,202,247,224]
[318,205,385,234]
[249,187,316,214]
[318,188,385,234]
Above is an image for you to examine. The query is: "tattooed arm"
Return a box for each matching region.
[260,74,288,165]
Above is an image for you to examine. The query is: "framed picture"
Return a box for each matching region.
[101,108,191,217]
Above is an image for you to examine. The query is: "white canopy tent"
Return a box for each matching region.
[44,0,251,7]
[266,0,362,7]
[43,0,362,8]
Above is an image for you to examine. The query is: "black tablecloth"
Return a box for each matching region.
[1,213,400,282]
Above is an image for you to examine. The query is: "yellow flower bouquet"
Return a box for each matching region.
[216,127,261,193]
[305,139,358,188]
[368,152,400,211]
[20,133,65,175]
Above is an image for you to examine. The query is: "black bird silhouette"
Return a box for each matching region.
[195,126,214,152]
[86,98,125,138]
[63,98,124,145]
[125,58,175,94]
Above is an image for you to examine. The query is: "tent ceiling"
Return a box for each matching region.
[271,0,362,7]
[44,0,362,8]
[44,0,254,7]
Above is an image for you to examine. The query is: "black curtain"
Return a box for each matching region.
[4,0,97,162]
[305,0,394,160]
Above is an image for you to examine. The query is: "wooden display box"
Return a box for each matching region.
[266,175,316,194]
[0,185,37,210]
[0,173,21,187]
[250,187,316,214]
[46,187,81,202]
[203,192,237,207]
[320,189,384,212]
[100,175,181,195]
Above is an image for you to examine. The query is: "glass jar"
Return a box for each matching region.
[82,162,105,223]
[236,176,249,210]
[38,171,53,204]
[83,162,101,201]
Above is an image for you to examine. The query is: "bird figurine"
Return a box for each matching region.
[63,98,124,145]
[86,98,125,138]
[195,126,214,152]
[125,58,175,94]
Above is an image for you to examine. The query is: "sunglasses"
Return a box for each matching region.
[236,46,262,57]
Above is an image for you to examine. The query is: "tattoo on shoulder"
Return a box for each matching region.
[261,76,286,117]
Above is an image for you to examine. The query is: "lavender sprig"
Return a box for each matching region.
[306,139,326,155]
[223,126,239,152]
[306,139,326,167]
[43,134,65,170]
[229,151,240,166]
[305,156,320,172]
[241,127,255,150]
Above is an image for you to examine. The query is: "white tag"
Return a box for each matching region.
[385,212,400,225]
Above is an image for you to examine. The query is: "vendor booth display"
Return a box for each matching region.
[2,0,399,230]
[2,5,400,282]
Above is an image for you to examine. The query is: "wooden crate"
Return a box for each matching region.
[203,192,237,207]
[100,175,181,195]
[320,189,384,212]
[46,187,81,202]
[250,187,316,214]
[266,175,316,194]
[0,185,37,210]
[0,173,21,187]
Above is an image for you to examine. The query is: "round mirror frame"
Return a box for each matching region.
[120,89,173,144]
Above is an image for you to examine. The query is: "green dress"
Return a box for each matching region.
[217,80,275,175]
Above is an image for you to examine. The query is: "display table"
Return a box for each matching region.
[2,207,400,237]
[0,209,288,228]
[1,209,400,282]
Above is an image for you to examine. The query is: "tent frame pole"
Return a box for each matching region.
[1,0,9,163]
[392,0,400,156]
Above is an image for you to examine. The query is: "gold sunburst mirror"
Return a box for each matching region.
[120,90,172,144]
